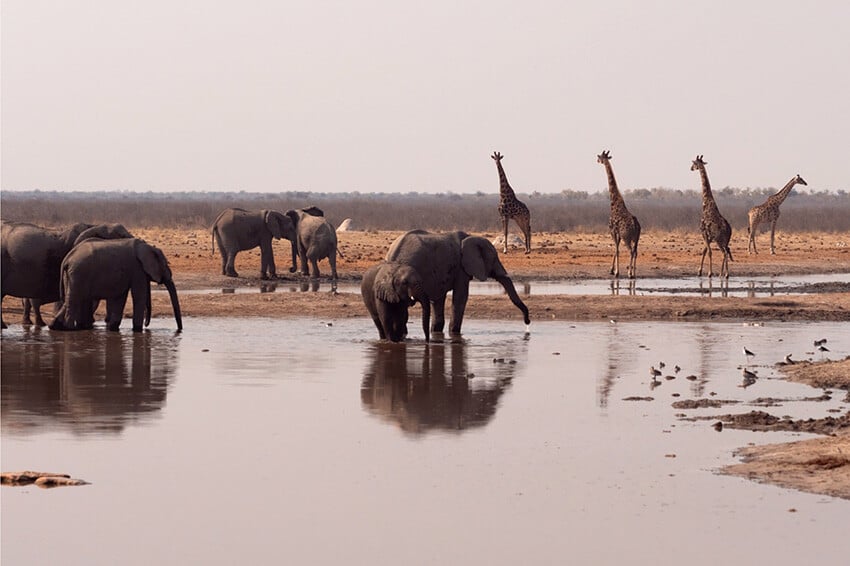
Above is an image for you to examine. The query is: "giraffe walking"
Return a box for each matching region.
[691,155,733,278]
[597,150,641,278]
[747,174,807,254]
[491,152,531,254]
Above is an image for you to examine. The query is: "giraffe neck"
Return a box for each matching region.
[495,161,516,200]
[769,177,798,207]
[698,167,718,211]
[603,161,626,208]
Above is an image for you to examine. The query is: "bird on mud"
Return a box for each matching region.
[814,338,827,347]
[782,353,796,365]
[650,366,662,379]
[743,347,755,361]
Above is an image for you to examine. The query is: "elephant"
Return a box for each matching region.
[285,207,340,280]
[49,238,182,332]
[386,230,531,335]
[361,261,430,342]
[211,208,298,279]
[22,298,56,327]
[1,221,135,328]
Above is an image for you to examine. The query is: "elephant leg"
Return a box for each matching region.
[33,302,47,327]
[225,251,239,278]
[260,241,276,280]
[1,294,7,329]
[328,252,338,281]
[131,284,148,332]
[431,295,447,333]
[299,248,309,276]
[22,299,33,325]
[449,286,469,335]
[370,312,387,340]
[309,258,321,279]
[106,291,129,331]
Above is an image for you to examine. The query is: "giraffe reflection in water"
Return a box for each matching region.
[1,328,179,435]
[361,340,521,435]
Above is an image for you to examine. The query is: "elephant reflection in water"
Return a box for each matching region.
[360,342,519,434]
[0,329,178,435]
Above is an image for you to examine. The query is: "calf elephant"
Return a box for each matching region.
[386,230,530,335]
[286,207,340,280]
[361,261,430,342]
[50,238,182,332]
[211,208,298,279]
[1,221,132,328]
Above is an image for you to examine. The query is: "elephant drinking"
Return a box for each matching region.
[361,261,430,342]
[386,230,530,335]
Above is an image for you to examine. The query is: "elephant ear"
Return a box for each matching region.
[285,209,300,227]
[375,266,402,303]
[136,241,170,283]
[461,237,492,281]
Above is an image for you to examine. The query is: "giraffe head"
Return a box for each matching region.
[795,174,807,186]
[491,152,503,162]
[597,150,612,164]
[690,154,707,171]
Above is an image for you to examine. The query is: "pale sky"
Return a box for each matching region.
[2,1,848,194]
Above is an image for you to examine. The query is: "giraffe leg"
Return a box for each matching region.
[629,243,638,279]
[699,245,709,277]
[707,245,714,278]
[514,216,531,254]
[769,221,777,255]
[502,216,509,254]
[748,222,757,254]
[611,240,620,278]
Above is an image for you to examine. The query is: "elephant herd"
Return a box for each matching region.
[1,222,182,332]
[2,207,530,341]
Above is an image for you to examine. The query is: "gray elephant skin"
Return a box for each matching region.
[361,261,430,342]
[211,208,297,279]
[50,238,182,332]
[286,207,340,280]
[1,221,133,328]
[386,230,531,335]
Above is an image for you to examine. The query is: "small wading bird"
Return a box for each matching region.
[818,345,830,353]
[784,353,795,365]
[814,338,827,347]
[743,347,755,360]
[650,366,662,379]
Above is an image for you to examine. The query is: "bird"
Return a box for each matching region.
[814,338,828,347]
[783,353,795,365]
[650,366,662,380]
[743,347,755,360]
[658,361,666,369]
[818,345,830,353]
[674,365,681,374]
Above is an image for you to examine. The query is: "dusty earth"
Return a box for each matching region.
[2,228,849,498]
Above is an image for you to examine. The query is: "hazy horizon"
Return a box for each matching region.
[2,1,849,194]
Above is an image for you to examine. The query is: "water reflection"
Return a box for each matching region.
[609,278,636,296]
[698,278,729,297]
[360,341,518,435]
[1,328,179,435]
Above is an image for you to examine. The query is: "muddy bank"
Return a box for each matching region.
[716,358,850,499]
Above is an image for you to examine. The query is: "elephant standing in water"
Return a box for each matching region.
[1,221,133,328]
[211,208,298,279]
[286,207,341,280]
[386,230,530,335]
[361,261,430,342]
[50,238,182,332]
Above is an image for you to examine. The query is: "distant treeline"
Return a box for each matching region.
[2,188,849,233]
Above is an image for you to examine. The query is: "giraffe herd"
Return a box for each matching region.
[492,151,807,279]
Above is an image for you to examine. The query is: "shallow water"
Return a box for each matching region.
[180,272,850,298]
[2,318,849,565]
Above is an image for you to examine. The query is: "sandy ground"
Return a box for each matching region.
[3,228,849,498]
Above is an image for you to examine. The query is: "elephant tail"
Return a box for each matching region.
[336,246,345,259]
[211,226,218,256]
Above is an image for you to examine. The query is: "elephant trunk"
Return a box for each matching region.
[165,279,183,331]
[495,275,531,325]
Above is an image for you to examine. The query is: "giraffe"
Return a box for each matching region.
[491,152,531,254]
[597,150,641,278]
[690,155,733,278]
[747,174,807,254]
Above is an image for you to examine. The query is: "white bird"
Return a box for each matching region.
[818,345,830,353]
